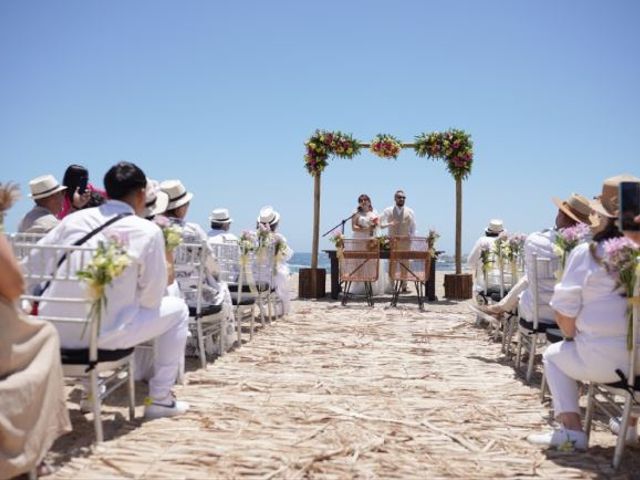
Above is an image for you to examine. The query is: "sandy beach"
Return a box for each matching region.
[44,271,639,478]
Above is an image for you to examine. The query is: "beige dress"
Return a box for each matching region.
[0,300,71,479]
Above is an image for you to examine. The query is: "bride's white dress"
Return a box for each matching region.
[348,210,388,296]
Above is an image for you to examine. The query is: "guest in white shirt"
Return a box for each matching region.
[479,194,594,329]
[18,174,67,234]
[207,208,238,245]
[258,206,293,315]
[466,219,504,294]
[25,162,190,419]
[527,175,640,450]
[161,180,237,353]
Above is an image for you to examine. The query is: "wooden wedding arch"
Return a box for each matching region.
[300,129,475,299]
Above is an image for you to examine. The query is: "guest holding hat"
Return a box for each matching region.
[527,175,640,450]
[18,174,67,234]
[207,208,238,245]
[257,206,293,315]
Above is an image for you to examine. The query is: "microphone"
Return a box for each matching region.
[357,206,363,213]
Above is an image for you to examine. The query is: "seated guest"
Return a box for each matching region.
[207,208,238,244]
[258,205,293,315]
[467,219,505,294]
[24,162,190,419]
[58,164,106,219]
[161,179,236,353]
[18,174,67,234]
[0,183,71,478]
[527,175,640,450]
[480,193,594,329]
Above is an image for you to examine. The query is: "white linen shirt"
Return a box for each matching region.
[25,200,167,349]
[518,229,560,322]
[207,228,238,246]
[549,241,631,380]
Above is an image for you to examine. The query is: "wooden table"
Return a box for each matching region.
[323,249,438,301]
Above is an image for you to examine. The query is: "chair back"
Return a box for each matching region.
[210,239,241,284]
[19,241,99,359]
[389,236,431,283]
[529,253,556,329]
[7,232,46,260]
[173,241,209,315]
[252,242,276,290]
[629,272,640,385]
[339,238,380,282]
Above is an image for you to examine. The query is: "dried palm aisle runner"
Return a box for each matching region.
[51,299,636,478]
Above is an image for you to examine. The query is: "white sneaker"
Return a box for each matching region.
[144,395,190,419]
[527,427,587,451]
[609,417,639,444]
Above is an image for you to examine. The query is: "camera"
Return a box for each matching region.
[619,181,640,231]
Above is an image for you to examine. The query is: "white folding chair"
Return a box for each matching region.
[515,254,558,382]
[584,274,640,469]
[19,241,135,444]
[174,241,224,369]
[210,239,255,346]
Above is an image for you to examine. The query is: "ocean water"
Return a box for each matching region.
[289,252,457,273]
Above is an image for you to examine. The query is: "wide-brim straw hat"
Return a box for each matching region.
[485,219,504,234]
[552,193,595,225]
[257,205,280,225]
[209,208,232,224]
[590,174,640,219]
[144,179,169,217]
[160,179,193,211]
[28,174,67,200]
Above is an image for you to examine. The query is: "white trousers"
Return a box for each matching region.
[543,338,628,417]
[121,296,189,401]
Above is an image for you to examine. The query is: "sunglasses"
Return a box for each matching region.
[396,196,406,199]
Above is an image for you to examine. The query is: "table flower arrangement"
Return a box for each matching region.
[376,234,390,251]
[427,229,440,256]
[602,237,640,350]
[370,134,402,159]
[304,129,361,176]
[77,236,131,339]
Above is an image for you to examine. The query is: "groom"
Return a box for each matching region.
[382,189,417,293]
[382,189,416,237]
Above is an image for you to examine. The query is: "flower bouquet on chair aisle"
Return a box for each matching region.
[553,223,591,280]
[77,236,131,339]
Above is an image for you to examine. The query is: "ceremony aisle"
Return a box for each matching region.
[48,276,638,478]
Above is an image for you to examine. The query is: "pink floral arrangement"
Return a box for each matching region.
[304,130,361,176]
[602,237,640,350]
[413,129,473,180]
[370,134,402,159]
[554,223,591,270]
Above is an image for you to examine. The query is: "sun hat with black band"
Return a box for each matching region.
[160,179,194,211]
[143,179,169,217]
[28,174,67,200]
[257,205,280,225]
[209,208,232,224]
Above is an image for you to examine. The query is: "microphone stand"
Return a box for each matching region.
[322,211,359,237]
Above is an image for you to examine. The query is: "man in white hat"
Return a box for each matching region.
[18,174,67,234]
[207,208,237,245]
[161,180,237,354]
[466,218,505,294]
[257,206,293,315]
[25,163,190,419]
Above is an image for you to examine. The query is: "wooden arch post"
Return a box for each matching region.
[299,172,326,297]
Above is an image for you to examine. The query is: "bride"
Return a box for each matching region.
[348,194,387,295]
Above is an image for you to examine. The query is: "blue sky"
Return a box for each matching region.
[1,0,639,255]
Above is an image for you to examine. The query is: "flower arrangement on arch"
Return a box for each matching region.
[370,134,402,159]
[304,129,361,176]
[414,129,474,180]
[77,236,131,339]
[602,237,640,350]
